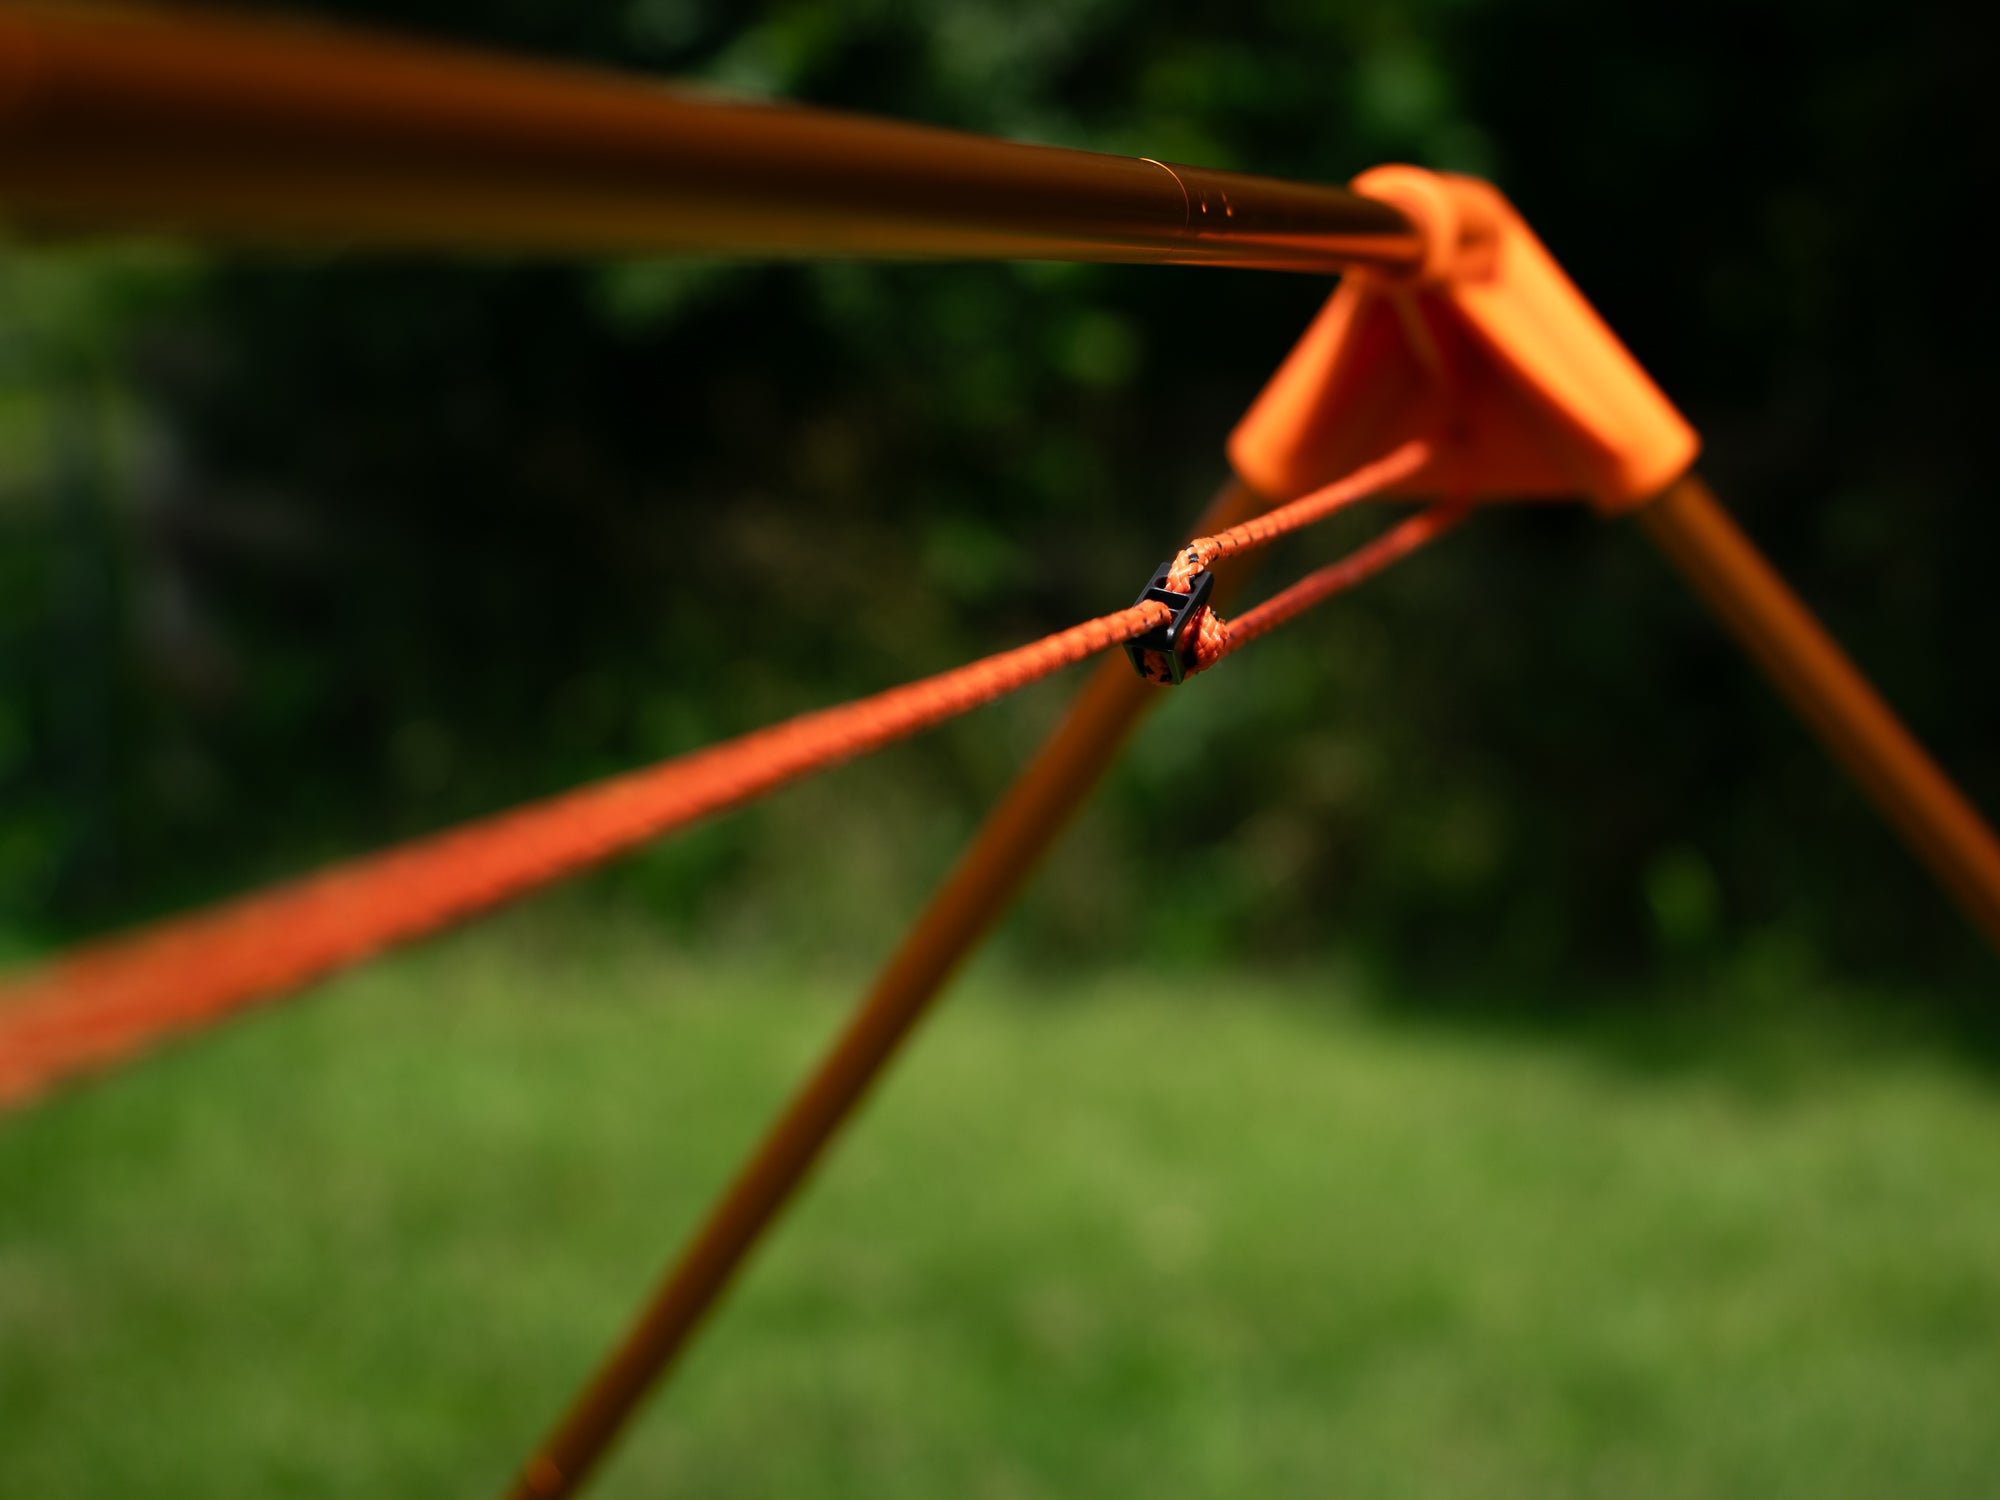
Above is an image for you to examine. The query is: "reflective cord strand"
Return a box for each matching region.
[0,444,1457,1107]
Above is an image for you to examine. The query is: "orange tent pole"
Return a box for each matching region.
[1638,474,2000,952]
[501,477,1268,1500]
[0,3,1419,273]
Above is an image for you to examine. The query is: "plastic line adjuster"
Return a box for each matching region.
[1122,563,1214,685]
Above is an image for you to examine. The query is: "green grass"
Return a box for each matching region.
[5,918,2000,1498]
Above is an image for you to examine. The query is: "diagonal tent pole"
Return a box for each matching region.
[501,476,1269,1500]
[1638,475,2000,948]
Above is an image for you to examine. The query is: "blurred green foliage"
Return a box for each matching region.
[0,0,1994,982]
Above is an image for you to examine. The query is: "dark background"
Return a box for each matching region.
[3,0,1994,987]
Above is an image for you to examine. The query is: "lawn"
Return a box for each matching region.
[4,916,2000,1498]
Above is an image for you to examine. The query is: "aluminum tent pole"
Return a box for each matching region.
[1636,473,2000,952]
[500,476,1268,1500]
[0,4,1420,274]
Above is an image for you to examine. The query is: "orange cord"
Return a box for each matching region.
[1133,440,1451,681]
[0,443,1447,1108]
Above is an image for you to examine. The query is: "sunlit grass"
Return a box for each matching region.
[4,917,1999,1498]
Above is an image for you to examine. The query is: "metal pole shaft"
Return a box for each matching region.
[0,4,1420,273]
[500,477,1265,1500]
[1638,473,2000,952]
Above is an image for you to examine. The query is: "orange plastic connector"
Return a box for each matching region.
[1228,165,1698,514]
